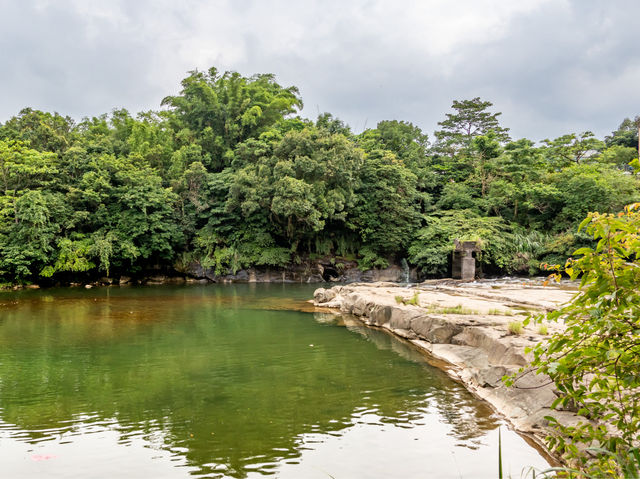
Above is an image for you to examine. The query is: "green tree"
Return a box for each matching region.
[351,150,420,267]
[315,112,351,136]
[434,97,510,155]
[161,68,302,171]
[0,108,75,154]
[542,131,605,168]
[408,211,513,276]
[605,116,640,149]
[358,120,435,212]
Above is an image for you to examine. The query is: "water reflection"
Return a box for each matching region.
[333,314,500,446]
[0,284,547,478]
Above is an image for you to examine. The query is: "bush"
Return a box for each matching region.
[524,202,640,475]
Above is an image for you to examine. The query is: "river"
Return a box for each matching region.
[0,284,550,478]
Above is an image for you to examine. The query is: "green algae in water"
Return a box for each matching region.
[0,284,550,478]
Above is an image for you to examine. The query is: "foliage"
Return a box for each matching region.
[542,131,604,167]
[0,66,637,284]
[433,97,510,155]
[407,291,420,306]
[507,321,523,335]
[408,211,514,276]
[350,149,419,261]
[161,67,302,171]
[605,117,640,149]
[525,203,640,476]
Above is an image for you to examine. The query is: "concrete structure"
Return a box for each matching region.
[452,240,478,280]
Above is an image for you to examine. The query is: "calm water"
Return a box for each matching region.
[0,284,549,478]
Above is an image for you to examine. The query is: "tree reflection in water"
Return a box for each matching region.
[0,284,539,478]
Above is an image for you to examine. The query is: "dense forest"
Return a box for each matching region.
[0,67,638,285]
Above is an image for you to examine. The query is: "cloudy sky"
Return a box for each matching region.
[1,0,638,141]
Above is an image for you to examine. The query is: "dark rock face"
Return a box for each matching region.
[180,259,419,284]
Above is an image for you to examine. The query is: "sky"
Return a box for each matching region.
[1,0,638,142]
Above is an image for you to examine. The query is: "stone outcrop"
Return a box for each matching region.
[313,281,580,462]
[181,259,418,284]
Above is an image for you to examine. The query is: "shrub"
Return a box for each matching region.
[507,321,523,335]
[521,202,640,475]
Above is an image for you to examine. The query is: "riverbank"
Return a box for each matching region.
[312,280,581,464]
[2,259,420,291]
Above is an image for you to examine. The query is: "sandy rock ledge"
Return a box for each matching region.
[313,281,581,462]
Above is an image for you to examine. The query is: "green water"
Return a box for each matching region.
[0,284,549,478]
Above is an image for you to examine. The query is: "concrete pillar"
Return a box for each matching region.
[452,240,478,280]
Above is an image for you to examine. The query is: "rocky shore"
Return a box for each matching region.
[313,280,581,462]
[181,259,419,284]
[3,259,420,291]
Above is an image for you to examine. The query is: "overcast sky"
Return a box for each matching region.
[1,0,638,141]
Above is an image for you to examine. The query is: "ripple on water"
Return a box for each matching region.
[0,284,551,478]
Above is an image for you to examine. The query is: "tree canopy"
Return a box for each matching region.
[0,67,637,285]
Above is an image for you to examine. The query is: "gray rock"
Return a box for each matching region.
[369,305,393,326]
[314,288,337,304]
[410,316,464,344]
[389,308,422,331]
[472,366,508,388]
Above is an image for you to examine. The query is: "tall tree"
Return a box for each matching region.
[605,116,640,149]
[434,97,510,155]
[161,67,303,171]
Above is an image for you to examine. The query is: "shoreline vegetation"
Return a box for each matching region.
[0,66,638,288]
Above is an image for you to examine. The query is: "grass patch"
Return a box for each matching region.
[537,324,548,335]
[407,291,420,306]
[508,321,524,335]
[488,308,515,316]
[427,304,479,315]
[395,291,420,306]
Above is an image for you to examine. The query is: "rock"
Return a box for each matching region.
[181,258,421,284]
[411,315,464,344]
[25,284,40,289]
[314,288,337,304]
[84,284,93,289]
[100,277,114,285]
[146,275,168,284]
[222,270,250,282]
[119,276,131,285]
[369,305,393,326]
[361,265,404,283]
[351,295,371,316]
[452,327,529,366]
[430,344,489,369]
[389,308,422,331]
[471,366,508,388]
[392,328,418,340]
[165,276,186,284]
